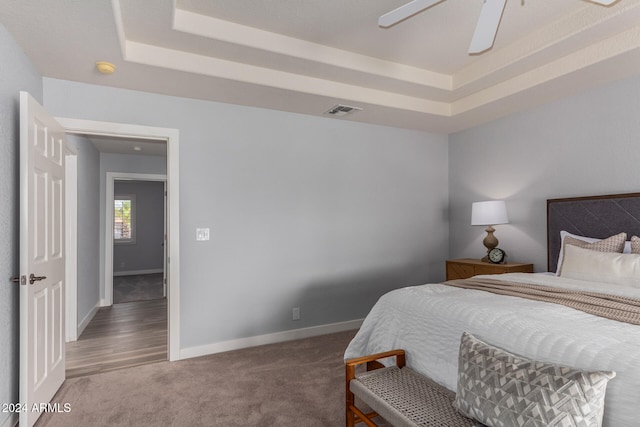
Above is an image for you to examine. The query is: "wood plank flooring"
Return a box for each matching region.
[65,298,167,378]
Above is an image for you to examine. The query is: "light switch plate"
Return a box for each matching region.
[196,228,210,241]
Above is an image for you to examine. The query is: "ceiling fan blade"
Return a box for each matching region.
[468,0,507,54]
[378,0,444,28]
[588,0,618,4]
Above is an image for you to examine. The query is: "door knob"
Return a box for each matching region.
[29,273,46,285]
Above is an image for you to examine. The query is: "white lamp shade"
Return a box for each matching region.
[471,200,509,226]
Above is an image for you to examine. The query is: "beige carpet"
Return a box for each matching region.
[36,330,358,427]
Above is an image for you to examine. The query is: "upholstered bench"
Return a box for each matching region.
[345,349,479,427]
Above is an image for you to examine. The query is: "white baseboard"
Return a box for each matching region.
[113,268,163,277]
[77,302,100,337]
[179,319,364,360]
[1,413,17,427]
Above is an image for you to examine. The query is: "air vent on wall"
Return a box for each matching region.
[325,104,363,116]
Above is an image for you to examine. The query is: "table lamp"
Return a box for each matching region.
[471,200,509,262]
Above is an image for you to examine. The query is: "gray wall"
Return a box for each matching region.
[449,73,640,272]
[72,135,101,325]
[99,153,167,302]
[43,78,449,349]
[113,180,165,274]
[0,23,43,426]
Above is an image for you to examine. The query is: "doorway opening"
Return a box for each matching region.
[58,118,180,373]
[68,142,169,377]
[112,178,167,305]
[106,173,167,306]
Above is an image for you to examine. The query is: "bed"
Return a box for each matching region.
[345,193,640,427]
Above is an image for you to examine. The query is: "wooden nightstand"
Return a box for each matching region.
[446,258,534,280]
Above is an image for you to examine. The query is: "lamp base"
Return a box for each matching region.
[481,225,498,263]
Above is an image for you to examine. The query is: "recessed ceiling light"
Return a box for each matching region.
[96,61,116,74]
[133,146,142,151]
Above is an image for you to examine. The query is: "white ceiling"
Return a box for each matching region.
[2,0,640,133]
[88,135,167,157]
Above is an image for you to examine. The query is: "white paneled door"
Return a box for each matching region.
[19,92,66,427]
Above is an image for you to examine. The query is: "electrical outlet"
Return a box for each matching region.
[292,307,300,321]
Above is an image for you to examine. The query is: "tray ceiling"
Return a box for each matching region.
[2,0,640,133]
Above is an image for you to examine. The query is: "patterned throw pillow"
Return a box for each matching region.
[564,232,626,253]
[631,236,640,254]
[454,332,616,427]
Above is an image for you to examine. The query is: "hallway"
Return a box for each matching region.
[65,298,167,378]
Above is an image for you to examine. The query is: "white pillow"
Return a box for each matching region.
[556,231,631,275]
[560,244,640,288]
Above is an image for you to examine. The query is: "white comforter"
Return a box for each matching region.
[344,273,640,427]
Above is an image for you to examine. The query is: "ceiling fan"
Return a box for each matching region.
[379,0,621,54]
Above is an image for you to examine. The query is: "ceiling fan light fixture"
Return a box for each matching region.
[379,0,621,55]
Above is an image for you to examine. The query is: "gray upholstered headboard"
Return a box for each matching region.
[547,193,640,272]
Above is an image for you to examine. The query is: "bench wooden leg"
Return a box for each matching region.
[349,405,378,427]
[346,364,356,427]
[345,350,406,427]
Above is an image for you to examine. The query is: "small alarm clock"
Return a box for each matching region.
[488,247,506,264]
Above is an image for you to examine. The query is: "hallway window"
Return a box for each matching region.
[114,194,136,244]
